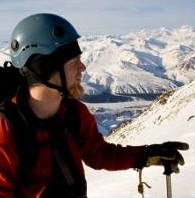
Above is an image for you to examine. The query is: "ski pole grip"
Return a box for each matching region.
[163,162,173,175]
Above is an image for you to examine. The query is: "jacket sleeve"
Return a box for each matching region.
[76,101,146,171]
[0,116,19,198]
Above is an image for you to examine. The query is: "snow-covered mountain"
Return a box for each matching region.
[1,26,195,98]
[80,25,195,96]
[86,80,195,198]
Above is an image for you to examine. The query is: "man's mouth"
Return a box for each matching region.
[76,75,82,81]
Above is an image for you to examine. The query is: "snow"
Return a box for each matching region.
[85,80,195,198]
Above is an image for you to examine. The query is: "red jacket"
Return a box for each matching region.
[0,95,145,197]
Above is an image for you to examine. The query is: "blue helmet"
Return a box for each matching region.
[10,13,80,68]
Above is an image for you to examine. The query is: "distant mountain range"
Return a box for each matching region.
[79,25,195,96]
[1,25,195,98]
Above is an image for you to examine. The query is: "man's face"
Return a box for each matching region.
[64,56,86,90]
[48,56,86,98]
[63,56,86,98]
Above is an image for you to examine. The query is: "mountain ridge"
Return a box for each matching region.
[1,25,195,97]
[80,25,195,95]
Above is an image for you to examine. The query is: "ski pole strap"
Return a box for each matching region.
[137,169,151,198]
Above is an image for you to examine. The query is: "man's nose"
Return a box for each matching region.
[79,61,86,72]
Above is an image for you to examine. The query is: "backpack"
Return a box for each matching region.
[0,61,25,103]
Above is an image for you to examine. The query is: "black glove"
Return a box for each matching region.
[136,141,189,174]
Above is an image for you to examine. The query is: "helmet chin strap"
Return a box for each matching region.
[59,65,69,97]
[23,66,69,97]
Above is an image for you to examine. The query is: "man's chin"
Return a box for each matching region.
[68,84,84,99]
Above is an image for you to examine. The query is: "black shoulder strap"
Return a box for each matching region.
[0,100,38,177]
[43,98,86,196]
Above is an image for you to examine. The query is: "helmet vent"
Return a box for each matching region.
[22,44,38,51]
[53,26,65,37]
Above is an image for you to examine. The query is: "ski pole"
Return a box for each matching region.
[165,174,172,198]
[163,163,173,198]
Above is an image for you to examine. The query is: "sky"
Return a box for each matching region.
[0,0,194,41]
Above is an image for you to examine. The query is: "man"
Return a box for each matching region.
[0,13,189,197]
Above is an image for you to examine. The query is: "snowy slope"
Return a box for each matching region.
[106,80,195,146]
[85,80,195,198]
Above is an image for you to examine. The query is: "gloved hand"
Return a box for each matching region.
[136,141,189,174]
